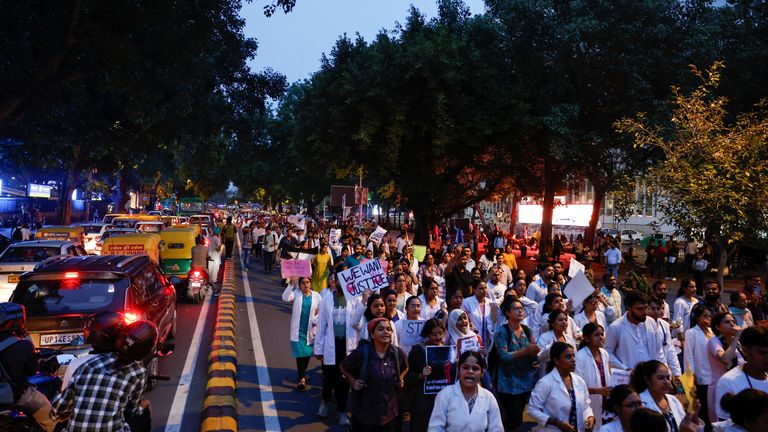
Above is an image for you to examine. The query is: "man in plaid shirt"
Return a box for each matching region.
[52,321,156,432]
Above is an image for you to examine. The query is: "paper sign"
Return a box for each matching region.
[287,215,300,226]
[568,258,586,278]
[424,345,457,394]
[399,319,425,350]
[280,259,312,279]
[456,335,482,357]
[105,244,145,255]
[337,259,389,301]
[369,226,387,244]
[413,245,427,262]
[609,369,632,387]
[329,229,341,246]
[563,270,595,311]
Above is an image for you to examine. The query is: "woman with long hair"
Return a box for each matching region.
[601,385,643,432]
[719,389,768,432]
[673,278,699,338]
[537,310,577,377]
[393,295,424,355]
[683,304,714,428]
[706,312,744,425]
[419,277,447,320]
[575,322,612,429]
[528,342,595,431]
[428,351,503,431]
[461,279,498,349]
[632,360,686,431]
[282,276,322,391]
[311,239,332,292]
[406,318,448,431]
[573,293,607,332]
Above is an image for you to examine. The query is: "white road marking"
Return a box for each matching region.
[164,293,213,432]
[237,233,282,431]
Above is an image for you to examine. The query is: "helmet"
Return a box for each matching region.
[0,302,25,330]
[84,311,123,351]
[114,320,158,362]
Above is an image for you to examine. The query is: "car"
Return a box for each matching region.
[0,240,87,301]
[73,222,113,254]
[10,254,178,380]
[620,229,645,244]
[93,228,137,255]
[597,228,620,238]
[188,214,213,227]
[0,232,10,254]
[135,221,166,233]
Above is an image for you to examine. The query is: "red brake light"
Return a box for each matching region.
[64,272,79,279]
[193,270,201,277]
[121,311,141,324]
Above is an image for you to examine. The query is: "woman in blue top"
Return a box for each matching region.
[494,296,540,430]
[282,276,322,391]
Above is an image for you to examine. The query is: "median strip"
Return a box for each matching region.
[201,258,238,432]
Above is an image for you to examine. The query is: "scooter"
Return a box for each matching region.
[186,266,210,304]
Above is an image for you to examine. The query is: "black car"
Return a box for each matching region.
[10,255,178,374]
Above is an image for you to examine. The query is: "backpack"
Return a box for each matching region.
[0,336,22,405]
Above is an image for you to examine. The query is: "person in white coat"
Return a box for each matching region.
[683,304,714,428]
[460,280,498,350]
[575,323,612,430]
[419,278,447,320]
[632,360,687,432]
[648,296,682,378]
[528,342,596,431]
[428,351,503,432]
[282,276,322,391]
[537,310,577,378]
[314,273,359,426]
[393,295,424,355]
[601,385,643,432]
[573,294,607,333]
[605,290,664,371]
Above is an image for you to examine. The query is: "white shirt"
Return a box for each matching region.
[605,314,664,370]
[673,296,699,335]
[487,281,507,305]
[684,326,714,384]
[600,420,626,432]
[640,389,686,430]
[428,382,503,432]
[573,310,607,333]
[527,369,594,431]
[527,278,548,304]
[461,296,497,349]
[419,294,446,320]
[715,366,768,420]
[575,347,612,430]
[654,318,682,376]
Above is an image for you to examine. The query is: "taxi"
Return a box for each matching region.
[100,232,164,263]
[35,226,86,247]
[0,240,87,301]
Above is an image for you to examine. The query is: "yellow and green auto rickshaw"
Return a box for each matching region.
[159,228,196,282]
[101,232,164,263]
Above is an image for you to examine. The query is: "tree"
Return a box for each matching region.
[616,62,768,284]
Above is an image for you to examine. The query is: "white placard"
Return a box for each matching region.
[369,226,387,244]
[610,369,632,386]
[399,319,425,350]
[329,228,341,246]
[563,270,595,312]
[568,258,586,278]
[337,259,389,301]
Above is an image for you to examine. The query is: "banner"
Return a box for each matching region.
[337,259,389,301]
[369,226,387,244]
[399,319,425,349]
[413,245,427,262]
[280,259,312,279]
[424,345,457,394]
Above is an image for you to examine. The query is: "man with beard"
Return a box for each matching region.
[700,280,729,316]
[741,272,768,321]
[652,280,671,321]
[605,290,664,371]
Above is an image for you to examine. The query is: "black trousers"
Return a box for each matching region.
[498,391,530,431]
[264,250,276,271]
[224,238,234,258]
[296,356,310,381]
[696,384,711,431]
[322,338,350,411]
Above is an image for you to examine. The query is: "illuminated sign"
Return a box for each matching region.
[28,183,52,198]
[518,204,594,227]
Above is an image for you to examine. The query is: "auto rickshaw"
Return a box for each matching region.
[159,228,196,281]
[101,232,164,263]
[35,226,85,246]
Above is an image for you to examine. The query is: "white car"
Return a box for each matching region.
[0,240,87,301]
[621,229,644,244]
[73,223,113,254]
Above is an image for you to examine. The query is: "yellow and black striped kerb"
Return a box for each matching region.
[201,258,238,432]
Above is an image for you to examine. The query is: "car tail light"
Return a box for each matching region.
[192,270,201,278]
[64,272,79,279]
[120,310,144,324]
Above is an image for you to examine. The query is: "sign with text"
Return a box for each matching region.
[369,226,387,244]
[329,229,341,246]
[456,335,483,358]
[105,244,146,255]
[399,319,425,349]
[338,259,389,301]
[28,183,52,198]
[280,259,312,279]
[424,345,457,394]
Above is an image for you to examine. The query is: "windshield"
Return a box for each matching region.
[189,216,210,225]
[14,278,127,315]
[1,247,62,263]
[113,219,138,228]
[137,224,162,232]
[80,225,103,234]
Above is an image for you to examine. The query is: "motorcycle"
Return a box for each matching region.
[186,266,210,304]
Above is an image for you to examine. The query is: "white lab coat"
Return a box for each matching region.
[528,369,594,431]
[639,389,686,429]
[673,296,699,336]
[281,284,322,345]
[461,295,498,350]
[575,347,612,430]
[573,310,607,334]
[536,331,577,378]
[428,382,503,432]
[419,294,447,320]
[605,314,664,370]
[654,318,682,376]
[684,325,714,384]
[313,288,360,364]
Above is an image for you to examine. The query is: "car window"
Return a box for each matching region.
[75,246,87,256]
[81,225,103,234]
[0,247,62,262]
[14,277,128,315]
[145,266,164,296]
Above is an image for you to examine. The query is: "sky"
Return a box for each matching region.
[241,0,486,84]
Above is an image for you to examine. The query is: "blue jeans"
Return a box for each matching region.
[606,263,619,279]
[242,247,251,266]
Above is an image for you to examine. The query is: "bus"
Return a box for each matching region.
[178,197,204,216]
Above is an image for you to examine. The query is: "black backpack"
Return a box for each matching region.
[0,336,22,406]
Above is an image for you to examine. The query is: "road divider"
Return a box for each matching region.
[201,259,238,432]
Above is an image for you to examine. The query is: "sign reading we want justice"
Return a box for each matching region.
[338,259,389,302]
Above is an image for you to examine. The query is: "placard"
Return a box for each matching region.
[329,229,341,246]
[424,345,457,394]
[412,245,427,262]
[568,257,586,278]
[280,259,312,278]
[399,319,425,349]
[337,259,389,301]
[456,335,482,357]
[369,226,387,244]
[563,270,594,311]
[609,369,632,387]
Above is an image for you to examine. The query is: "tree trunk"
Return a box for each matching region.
[539,157,558,260]
[412,207,437,246]
[509,190,519,235]
[716,239,728,287]
[56,164,77,225]
[473,203,489,231]
[585,185,606,247]
[116,166,132,212]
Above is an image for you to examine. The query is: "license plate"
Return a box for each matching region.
[40,333,83,346]
[190,282,201,288]
[7,275,19,283]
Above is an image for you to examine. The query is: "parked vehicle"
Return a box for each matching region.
[0,240,87,301]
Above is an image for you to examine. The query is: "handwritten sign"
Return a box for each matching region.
[413,245,427,262]
[329,229,341,246]
[280,259,312,279]
[337,259,389,301]
[563,270,594,312]
[568,257,586,278]
[398,319,425,352]
[424,345,457,394]
[369,226,387,244]
[456,335,482,358]
[609,369,632,387]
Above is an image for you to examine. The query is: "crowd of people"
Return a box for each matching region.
[237,213,768,432]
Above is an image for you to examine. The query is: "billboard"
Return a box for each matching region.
[330,185,367,207]
[518,203,593,227]
[28,183,52,198]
